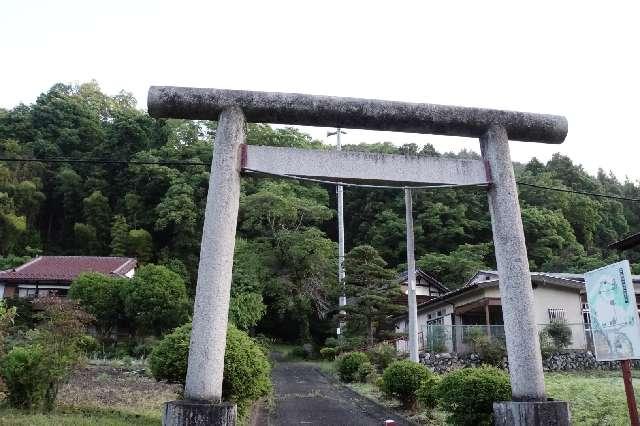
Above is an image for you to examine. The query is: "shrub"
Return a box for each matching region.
[149,324,191,384]
[367,342,397,371]
[476,337,506,367]
[69,272,127,338]
[437,366,511,425]
[544,321,572,351]
[416,374,441,409]
[289,346,307,360]
[336,352,369,383]
[77,335,99,355]
[356,361,376,383]
[374,375,384,389]
[223,326,272,415]
[1,345,53,411]
[381,360,431,408]
[149,323,271,417]
[123,264,191,336]
[539,330,555,358]
[0,297,95,412]
[320,347,337,360]
[0,299,17,356]
[324,336,365,355]
[324,337,339,348]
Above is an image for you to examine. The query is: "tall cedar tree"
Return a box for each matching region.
[110,215,129,256]
[344,245,404,345]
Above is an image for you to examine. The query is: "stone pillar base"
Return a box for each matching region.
[493,400,570,426]
[163,400,237,426]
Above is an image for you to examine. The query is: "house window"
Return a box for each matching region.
[582,303,591,324]
[18,288,37,298]
[437,310,442,317]
[427,314,432,319]
[427,317,444,325]
[548,308,566,322]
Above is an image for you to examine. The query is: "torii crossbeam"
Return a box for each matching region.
[149,86,571,426]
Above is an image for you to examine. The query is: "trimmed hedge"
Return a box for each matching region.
[366,343,397,371]
[336,352,369,383]
[381,360,431,408]
[437,366,511,426]
[149,323,271,416]
[319,347,337,360]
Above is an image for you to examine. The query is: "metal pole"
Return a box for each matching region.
[328,128,347,335]
[405,188,419,362]
[622,359,640,426]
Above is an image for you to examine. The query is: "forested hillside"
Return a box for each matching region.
[1,82,639,341]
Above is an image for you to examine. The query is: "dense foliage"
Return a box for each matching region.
[366,342,398,371]
[335,351,369,383]
[2,81,640,345]
[380,360,432,408]
[0,297,94,411]
[343,245,403,344]
[436,366,511,426]
[69,264,190,338]
[149,322,271,416]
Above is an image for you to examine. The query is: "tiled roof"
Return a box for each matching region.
[0,256,137,282]
[393,294,436,306]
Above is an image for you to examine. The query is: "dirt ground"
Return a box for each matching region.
[57,364,181,412]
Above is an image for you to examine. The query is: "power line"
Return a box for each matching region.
[0,157,209,167]
[516,181,640,202]
[0,156,639,202]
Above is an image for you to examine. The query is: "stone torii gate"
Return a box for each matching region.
[149,86,571,426]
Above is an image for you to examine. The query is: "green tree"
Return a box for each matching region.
[128,229,153,263]
[110,215,129,256]
[69,272,128,337]
[83,191,111,254]
[417,243,492,288]
[344,245,403,344]
[73,223,99,254]
[123,264,190,336]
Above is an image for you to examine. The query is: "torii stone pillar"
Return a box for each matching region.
[149,86,570,425]
[163,107,245,425]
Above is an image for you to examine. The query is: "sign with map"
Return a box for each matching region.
[585,260,640,361]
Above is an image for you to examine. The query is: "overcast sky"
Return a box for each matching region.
[2,1,639,180]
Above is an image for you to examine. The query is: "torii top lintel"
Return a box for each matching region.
[147,86,568,144]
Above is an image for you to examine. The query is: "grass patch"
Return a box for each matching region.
[306,360,335,375]
[546,371,640,425]
[340,367,640,425]
[0,405,159,426]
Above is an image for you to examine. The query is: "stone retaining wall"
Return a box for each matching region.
[420,351,640,373]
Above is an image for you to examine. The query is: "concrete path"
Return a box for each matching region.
[269,361,413,426]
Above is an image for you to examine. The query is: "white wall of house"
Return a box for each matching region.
[532,285,583,324]
[0,283,3,298]
[124,268,135,278]
[532,284,586,349]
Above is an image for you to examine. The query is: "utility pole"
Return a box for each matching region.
[328,128,347,335]
[404,188,419,362]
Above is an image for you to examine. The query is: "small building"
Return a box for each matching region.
[395,268,449,306]
[0,256,137,299]
[393,269,640,354]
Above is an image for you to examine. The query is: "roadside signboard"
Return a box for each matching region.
[585,260,640,425]
[585,260,640,361]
